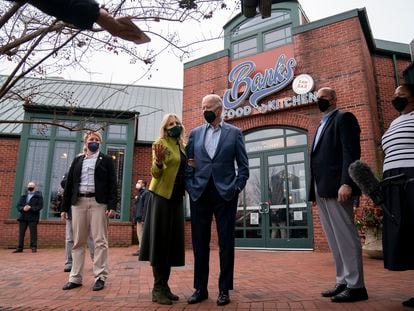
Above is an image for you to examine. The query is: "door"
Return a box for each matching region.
[235,128,313,249]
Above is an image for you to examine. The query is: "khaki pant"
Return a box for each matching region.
[69,197,109,284]
[136,222,144,247]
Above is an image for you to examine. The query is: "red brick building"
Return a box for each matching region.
[0,1,412,251]
[182,1,411,250]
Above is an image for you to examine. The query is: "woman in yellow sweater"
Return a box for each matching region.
[139,113,186,305]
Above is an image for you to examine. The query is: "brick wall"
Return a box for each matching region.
[0,137,19,248]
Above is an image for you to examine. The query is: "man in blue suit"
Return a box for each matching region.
[185,94,249,306]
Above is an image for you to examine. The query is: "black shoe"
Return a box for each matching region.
[93,279,105,291]
[331,287,368,303]
[321,283,347,297]
[187,289,208,304]
[31,248,37,253]
[402,298,414,308]
[64,265,72,272]
[217,290,230,306]
[12,249,23,253]
[62,282,82,290]
[132,251,140,256]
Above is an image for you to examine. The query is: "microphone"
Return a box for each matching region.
[348,160,384,206]
[348,160,397,224]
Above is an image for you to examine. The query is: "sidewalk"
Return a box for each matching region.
[0,246,412,310]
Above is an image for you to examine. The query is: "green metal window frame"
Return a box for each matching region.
[10,106,137,222]
[224,2,304,59]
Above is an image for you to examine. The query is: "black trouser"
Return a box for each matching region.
[190,178,238,291]
[17,220,38,250]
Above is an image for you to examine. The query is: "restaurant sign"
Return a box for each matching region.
[223,54,316,119]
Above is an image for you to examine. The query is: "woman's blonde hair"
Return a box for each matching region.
[82,130,103,155]
[83,130,103,143]
[159,113,187,146]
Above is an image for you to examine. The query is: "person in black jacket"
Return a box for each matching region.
[13,181,43,253]
[132,179,149,256]
[5,0,150,44]
[60,130,117,292]
[309,87,367,303]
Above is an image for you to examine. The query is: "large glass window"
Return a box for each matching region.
[229,10,292,60]
[48,142,76,218]
[232,37,257,59]
[30,121,51,137]
[231,11,290,38]
[264,26,292,50]
[23,140,49,192]
[107,146,126,219]
[108,124,127,140]
[245,129,307,153]
[56,121,78,138]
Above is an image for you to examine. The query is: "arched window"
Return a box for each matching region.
[230,10,292,59]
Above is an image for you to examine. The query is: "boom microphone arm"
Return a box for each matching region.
[348,160,398,225]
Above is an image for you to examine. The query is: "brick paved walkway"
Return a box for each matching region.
[0,246,412,310]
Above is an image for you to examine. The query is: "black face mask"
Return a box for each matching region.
[87,142,100,153]
[316,98,331,112]
[27,187,34,192]
[392,96,409,112]
[167,125,182,138]
[204,110,216,123]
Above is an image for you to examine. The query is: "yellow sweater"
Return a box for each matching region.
[149,136,186,199]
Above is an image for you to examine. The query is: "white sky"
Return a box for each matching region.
[61,0,414,89]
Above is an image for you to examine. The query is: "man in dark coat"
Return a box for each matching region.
[13,181,43,253]
[309,86,367,303]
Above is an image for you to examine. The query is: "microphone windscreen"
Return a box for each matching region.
[348,160,384,205]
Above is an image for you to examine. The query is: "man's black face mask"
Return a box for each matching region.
[204,110,216,123]
[316,98,331,112]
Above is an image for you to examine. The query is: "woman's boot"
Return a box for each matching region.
[165,284,179,301]
[152,266,172,305]
[163,266,179,300]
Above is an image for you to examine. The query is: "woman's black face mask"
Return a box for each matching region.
[392,96,409,112]
[167,125,182,138]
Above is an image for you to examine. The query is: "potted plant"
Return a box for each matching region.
[354,198,383,259]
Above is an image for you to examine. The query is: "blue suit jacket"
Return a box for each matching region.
[185,122,249,202]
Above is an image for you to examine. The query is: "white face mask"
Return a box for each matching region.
[136,183,141,190]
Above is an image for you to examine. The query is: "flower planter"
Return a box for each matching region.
[362,226,383,259]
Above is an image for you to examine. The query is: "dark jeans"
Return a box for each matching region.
[190,179,238,291]
[17,220,38,250]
